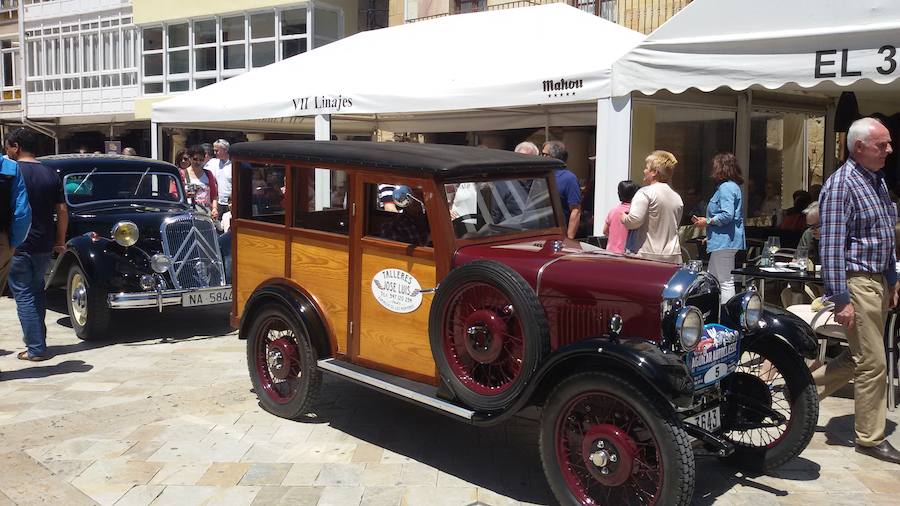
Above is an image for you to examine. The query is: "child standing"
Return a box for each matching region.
[604,180,639,253]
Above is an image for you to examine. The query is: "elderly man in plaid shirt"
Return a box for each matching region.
[816,117,900,464]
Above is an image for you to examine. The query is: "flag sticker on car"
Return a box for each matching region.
[371,269,423,313]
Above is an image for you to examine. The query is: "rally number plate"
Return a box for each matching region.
[685,406,721,432]
[182,287,232,307]
[686,324,741,388]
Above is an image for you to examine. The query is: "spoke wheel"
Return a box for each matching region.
[720,338,818,471]
[246,305,321,419]
[430,260,547,411]
[540,372,694,506]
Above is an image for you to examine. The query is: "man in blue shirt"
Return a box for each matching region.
[0,155,32,294]
[5,128,67,361]
[542,141,582,239]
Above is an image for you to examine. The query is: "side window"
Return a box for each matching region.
[365,182,431,247]
[236,163,286,224]
[292,167,349,235]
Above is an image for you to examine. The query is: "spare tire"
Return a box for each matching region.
[429,260,548,411]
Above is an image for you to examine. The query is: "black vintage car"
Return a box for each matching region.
[42,154,232,340]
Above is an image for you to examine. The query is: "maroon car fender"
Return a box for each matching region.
[471,337,694,425]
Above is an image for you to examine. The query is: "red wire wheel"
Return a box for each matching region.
[245,305,321,420]
[540,373,695,506]
[430,261,548,411]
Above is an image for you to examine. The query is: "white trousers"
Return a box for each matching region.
[708,248,737,304]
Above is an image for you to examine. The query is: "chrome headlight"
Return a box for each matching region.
[150,254,172,274]
[741,292,762,330]
[111,221,139,247]
[675,306,704,351]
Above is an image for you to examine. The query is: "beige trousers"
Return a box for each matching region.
[0,233,11,295]
[812,273,889,447]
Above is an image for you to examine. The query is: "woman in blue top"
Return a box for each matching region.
[691,153,746,304]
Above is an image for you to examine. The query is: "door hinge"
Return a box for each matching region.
[351,202,356,217]
[349,321,354,335]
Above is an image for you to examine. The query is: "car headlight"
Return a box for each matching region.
[741,292,762,330]
[111,221,139,247]
[675,306,704,351]
[150,254,172,274]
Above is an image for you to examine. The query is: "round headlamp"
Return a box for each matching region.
[741,292,762,330]
[675,306,704,351]
[150,254,172,274]
[111,221,139,247]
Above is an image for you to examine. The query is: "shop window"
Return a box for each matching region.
[293,167,349,235]
[632,103,736,226]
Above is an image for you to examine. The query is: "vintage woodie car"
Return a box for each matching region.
[42,154,232,340]
[229,140,819,506]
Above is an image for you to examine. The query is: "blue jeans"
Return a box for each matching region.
[8,252,52,356]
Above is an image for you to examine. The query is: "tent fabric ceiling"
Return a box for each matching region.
[152,4,643,125]
[611,0,900,97]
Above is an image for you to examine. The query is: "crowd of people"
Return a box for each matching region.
[173,139,234,231]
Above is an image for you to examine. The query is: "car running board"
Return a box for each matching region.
[317,358,475,421]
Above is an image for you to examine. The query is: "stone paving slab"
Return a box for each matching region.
[1,292,900,505]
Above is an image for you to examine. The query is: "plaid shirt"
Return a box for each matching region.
[820,158,898,306]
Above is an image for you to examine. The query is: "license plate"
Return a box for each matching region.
[182,287,232,307]
[686,324,740,388]
[685,406,721,432]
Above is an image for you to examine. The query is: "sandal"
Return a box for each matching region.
[17,351,50,362]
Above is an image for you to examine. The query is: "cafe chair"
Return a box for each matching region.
[785,300,846,364]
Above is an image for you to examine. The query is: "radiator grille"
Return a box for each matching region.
[160,214,226,289]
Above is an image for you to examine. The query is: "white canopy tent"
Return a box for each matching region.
[594,0,900,233]
[151,3,644,154]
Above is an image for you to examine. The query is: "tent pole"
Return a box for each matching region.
[314,114,332,210]
[595,96,632,237]
[824,101,837,178]
[735,91,752,215]
[151,121,160,160]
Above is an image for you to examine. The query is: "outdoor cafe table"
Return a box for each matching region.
[733,265,900,411]
[731,266,823,304]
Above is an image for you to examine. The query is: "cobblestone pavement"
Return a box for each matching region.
[0,292,899,505]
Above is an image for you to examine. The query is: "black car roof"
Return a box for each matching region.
[38,154,179,174]
[229,140,562,177]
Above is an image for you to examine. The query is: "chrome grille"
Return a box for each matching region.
[160,214,226,289]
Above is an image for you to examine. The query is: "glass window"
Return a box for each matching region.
[293,167,349,235]
[168,50,188,74]
[238,164,286,224]
[314,9,339,38]
[3,53,13,87]
[168,80,189,92]
[251,41,275,67]
[196,78,216,89]
[143,53,163,76]
[168,23,188,48]
[282,39,306,59]
[222,16,245,41]
[194,47,216,72]
[250,12,275,39]
[144,82,163,94]
[223,45,245,69]
[631,103,736,226]
[281,8,307,35]
[143,27,163,50]
[366,183,431,246]
[442,178,556,239]
[194,19,216,45]
[63,172,182,206]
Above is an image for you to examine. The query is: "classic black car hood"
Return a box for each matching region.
[68,202,193,240]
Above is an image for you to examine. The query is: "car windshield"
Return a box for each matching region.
[63,170,184,206]
[445,176,558,239]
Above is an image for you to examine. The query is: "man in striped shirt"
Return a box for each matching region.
[816,117,900,464]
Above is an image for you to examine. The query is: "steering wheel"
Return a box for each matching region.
[452,213,486,237]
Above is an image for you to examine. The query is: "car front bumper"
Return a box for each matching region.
[107,285,232,309]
